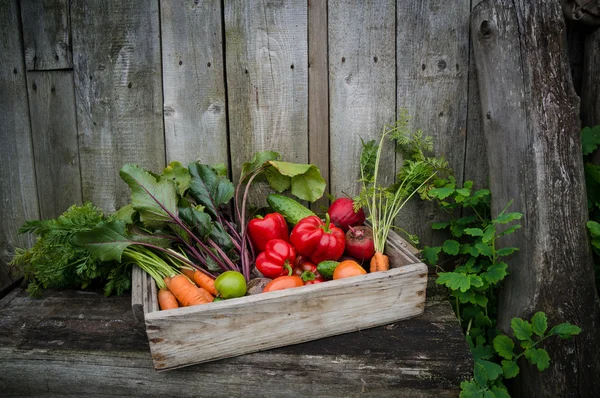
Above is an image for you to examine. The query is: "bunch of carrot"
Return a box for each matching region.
[158,269,218,310]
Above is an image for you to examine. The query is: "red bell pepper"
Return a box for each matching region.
[247,212,289,253]
[292,260,325,285]
[255,239,296,279]
[290,214,345,264]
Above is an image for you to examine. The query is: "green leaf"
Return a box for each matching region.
[437,271,470,292]
[475,243,493,257]
[162,161,191,195]
[482,262,508,284]
[457,215,477,225]
[211,163,228,177]
[525,348,550,371]
[491,385,511,398]
[72,220,143,262]
[469,274,484,288]
[188,163,235,219]
[432,221,450,230]
[470,340,494,361]
[496,247,518,257]
[464,228,484,236]
[494,212,522,224]
[511,318,533,341]
[263,166,291,192]
[112,204,136,224]
[209,222,234,253]
[241,150,280,179]
[531,312,548,337]
[359,138,378,183]
[178,207,212,238]
[430,186,455,199]
[455,289,476,304]
[421,246,441,265]
[587,221,600,238]
[482,224,496,243]
[498,224,521,237]
[581,125,600,155]
[460,380,483,398]
[493,335,514,359]
[456,188,471,197]
[550,322,582,338]
[442,239,460,255]
[451,223,466,237]
[266,161,326,202]
[474,293,489,308]
[477,359,503,382]
[501,360,519,379]
[119,164,179,228]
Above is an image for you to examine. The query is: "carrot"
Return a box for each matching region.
[370,251,390,272]
[158,288,179,310]
[198,287,214,303]
[165,274,209,307]
[191,270,218,296]
[181,268,196,280]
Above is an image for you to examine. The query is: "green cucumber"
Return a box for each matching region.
[317,261,340,280]
[267,194,316,225]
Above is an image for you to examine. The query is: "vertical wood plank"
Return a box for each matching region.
[0,0,40,291]
[27,71,82,218]
[463,0,488,190]
[160,0,228,167]
[396,0,471,247]
[71,0,165,213]
[224,1,309,182]
[20,0,72,70]
[308,0,330,210]
[582,28,600,127]
[328,0,396,198]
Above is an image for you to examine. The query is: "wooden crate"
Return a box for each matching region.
[132,230,428,371]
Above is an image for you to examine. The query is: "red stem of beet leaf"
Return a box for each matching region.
[130,174,239,276]
[236,166,267,281]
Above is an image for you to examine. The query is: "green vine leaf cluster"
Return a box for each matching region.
[422,177,580,397]
[581,125,600,294]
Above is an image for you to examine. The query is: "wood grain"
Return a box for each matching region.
[20,0,72,70]
[71,0,165,213]
[27,71,82,218]
[146,263,427,370]
[308,0,330,211]
[0,0,39,293]
[131,265,144,323]
[328,0,396,198]
[160,0,228,167]
[582,27,600,127]
[0,286,471,397]
[224,0,309,182]
[463,0,488,190]
[472,1,600,395]
[396,0,471,248]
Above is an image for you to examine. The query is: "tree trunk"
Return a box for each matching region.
[472,1,600,397]
[582,27,600,127]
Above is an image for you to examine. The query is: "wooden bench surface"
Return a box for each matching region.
[0,283,472,397]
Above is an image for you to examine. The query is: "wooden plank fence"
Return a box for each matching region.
[1,0,597,293]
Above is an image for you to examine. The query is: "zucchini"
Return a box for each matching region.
[267,194,316,225]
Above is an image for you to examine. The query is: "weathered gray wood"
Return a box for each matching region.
[463,0,488,190]
[131,265,144,322]
[0,0,39,293]
[146,263,427,370]
[160,0,228,167]
[0,286,471,397]
[396,0,471,248]
[308,0,330,211]
[472,1,600,396]
[328,0,396,199]
[582,27,600,127]
[224,1,309,182]
[71,0,165,213]
[27,71,82,218]
[20,0,72,70]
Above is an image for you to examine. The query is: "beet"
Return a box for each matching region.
[344,225,375,262]
[328,198,365,232]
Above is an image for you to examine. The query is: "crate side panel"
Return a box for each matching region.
[145,263,427,370]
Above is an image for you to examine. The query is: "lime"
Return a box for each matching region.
[214,271,247,299]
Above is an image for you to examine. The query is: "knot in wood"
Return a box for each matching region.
[479,20,493,38]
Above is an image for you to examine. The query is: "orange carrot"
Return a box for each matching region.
[370,251,390,272]
[158,288,179,310]
[181,268,196,280]
[191,270,218,296]
[198,287,214,303]
[165,274,209,307]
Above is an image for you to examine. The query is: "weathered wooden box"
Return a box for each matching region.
[132,230,428,371]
